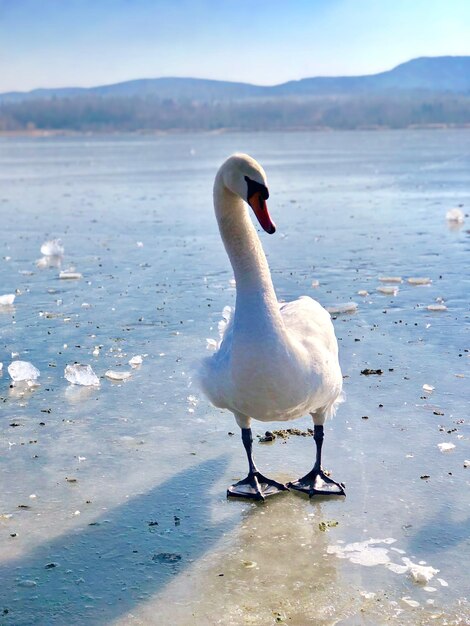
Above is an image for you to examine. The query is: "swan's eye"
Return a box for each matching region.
[245,176,269,201]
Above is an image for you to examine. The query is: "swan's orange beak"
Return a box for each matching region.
[248,192,276,234]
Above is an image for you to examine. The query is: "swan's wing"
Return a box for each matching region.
[280,296,343,418]
[280,296,338,355]
[199,306,234,409]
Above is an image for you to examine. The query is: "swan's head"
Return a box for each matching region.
[220,153,276,234]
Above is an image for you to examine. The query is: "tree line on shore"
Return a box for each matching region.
[1,94,469,132]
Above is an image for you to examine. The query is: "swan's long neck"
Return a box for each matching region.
[214,175,282,332]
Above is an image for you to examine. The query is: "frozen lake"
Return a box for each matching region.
[0,130,469,625]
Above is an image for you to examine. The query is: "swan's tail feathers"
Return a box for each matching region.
[328,391,345,419]
[314,391,345,423]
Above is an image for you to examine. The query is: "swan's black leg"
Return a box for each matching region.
[288,425,345,497]
[227,428,289,501]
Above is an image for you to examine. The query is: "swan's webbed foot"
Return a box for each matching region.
[227,471,289,501]
[288,468,345,498]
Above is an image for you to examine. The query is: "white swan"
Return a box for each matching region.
[200,154,345,500]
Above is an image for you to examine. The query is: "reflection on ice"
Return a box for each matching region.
[64,382,98,403]
[36,254,62,269]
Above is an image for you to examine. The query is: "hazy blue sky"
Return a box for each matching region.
[1,0,469,92]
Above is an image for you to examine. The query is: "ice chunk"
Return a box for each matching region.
[401,597,420,608]
[217,305,233,338]
[438,442,455,452]
[422,384,435,392]
[59,271,82,280]
[311,279,320,288]
[464,460,470,468]
[41,238,64,256]
[327,537,396,566]
[206,338,217,350]
[378,276,402,283]
[136,241,144,247]
[426,304,447,311]
[407,277,432,285]
[402,558,439,584]
[17,580,37,588]
[0,362,3,371]
[129,355,143,367]
[357,290,369,297]
[326,302,358,314]
[105,370,132,381]
[8,360,40,382]
[376,286,399,295]
[445,207,464,223]
[65,364,100,386]
[0,293,15,306]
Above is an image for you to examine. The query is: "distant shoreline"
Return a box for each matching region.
[1,123,469,138]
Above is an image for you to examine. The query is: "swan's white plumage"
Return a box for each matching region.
[199,154,342,430]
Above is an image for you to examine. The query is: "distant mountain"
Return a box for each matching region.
[0,78,268,104]
[273,57,470,96]
[1,56,469,103]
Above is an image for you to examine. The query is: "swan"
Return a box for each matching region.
[200,154,345,501]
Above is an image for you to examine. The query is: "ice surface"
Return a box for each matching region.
[1,131,469,626]
[0,293,15,305]
[105,370,132,381]
[7,360,40,382]
[445,207,465,223]
[40,238,64,256]
[326,302,358,314]
[64,363,100,386]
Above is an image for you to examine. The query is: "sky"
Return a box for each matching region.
[0,0,469,93]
